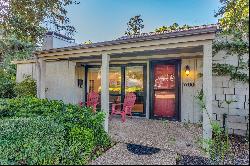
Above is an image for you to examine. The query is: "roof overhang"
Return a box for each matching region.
[12,59,36,65]
[14,24,218,64]
[40,34,215,60]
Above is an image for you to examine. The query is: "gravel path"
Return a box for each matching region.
[91,143,176,165]
[90,117,206,165]
[109,117,205,157]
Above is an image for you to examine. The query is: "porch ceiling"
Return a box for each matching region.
[70,45,202,60]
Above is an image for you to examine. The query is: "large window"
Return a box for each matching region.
[86,64,146,116]
[109,67,122,104]
[109,67,122,94]
[125,66,144,113]
[87,68,101,93]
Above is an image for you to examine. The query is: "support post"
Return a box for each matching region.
[82,66,86,103]
[101,53,110,132]
[146,61,150,119]
[203,42,213,141]
[36,58,46,99]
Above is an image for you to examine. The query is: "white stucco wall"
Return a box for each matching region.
[180,54,249,136]
[16,63,37,82]
[181,58,203,123]
[212,49,249,136]
[16,61,84,104]
[45,61,83,104]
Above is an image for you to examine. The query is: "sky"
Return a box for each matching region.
[67,0,221,44]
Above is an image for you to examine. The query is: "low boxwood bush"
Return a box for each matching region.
[0,68,16,98]
[0,97,112,165]
[66,127,95,164]
[0,97,65,117]
[0,117,66,165]
[14,75,36,97]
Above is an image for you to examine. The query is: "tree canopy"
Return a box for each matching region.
[155,23,192,33]
[0,0,79,75]
[84,40,93,44]
[0,0,79,44]
[215,0,249,39]
[125,15,144,36]
[0,36,34,74]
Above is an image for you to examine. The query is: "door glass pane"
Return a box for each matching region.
[154,91,175,117]
[125,66,144,113]
[154,64,175,90]
[87,68,101,93]
[154,64,176,118]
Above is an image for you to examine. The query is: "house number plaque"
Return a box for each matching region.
[183,82,195,87]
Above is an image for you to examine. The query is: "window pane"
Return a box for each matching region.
[125,66,144,113]
[87,68,101,93]
[109,67,121,94]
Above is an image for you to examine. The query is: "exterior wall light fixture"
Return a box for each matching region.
[185,65,190,76]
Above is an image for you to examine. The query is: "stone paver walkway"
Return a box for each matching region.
[91,117,206,165]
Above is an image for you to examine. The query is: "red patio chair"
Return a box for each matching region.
[79,91,99,113]
[110,93,136,122]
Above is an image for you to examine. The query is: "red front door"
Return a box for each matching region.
[152,62,178,119]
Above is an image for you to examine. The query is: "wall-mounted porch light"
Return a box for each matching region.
[185,65,190,76]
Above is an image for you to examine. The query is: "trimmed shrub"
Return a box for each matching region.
[66,127,95,165]
[0,97,111,145]
[14,75,36,97]
[0,117,66,165]
[0,68,16,98]
[0,97,112,165]
[0,97,64,117]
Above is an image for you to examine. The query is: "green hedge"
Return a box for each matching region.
[14,75,36,97]
[0,68,16,98]
[0,97,111,165]
[0,68,36,99]
[0,117,66,165]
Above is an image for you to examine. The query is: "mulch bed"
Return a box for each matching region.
[224,135,249,165]
[176,155,210,165]
[176,134,249,165]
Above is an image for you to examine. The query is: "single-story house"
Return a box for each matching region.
[14,24,223,139]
